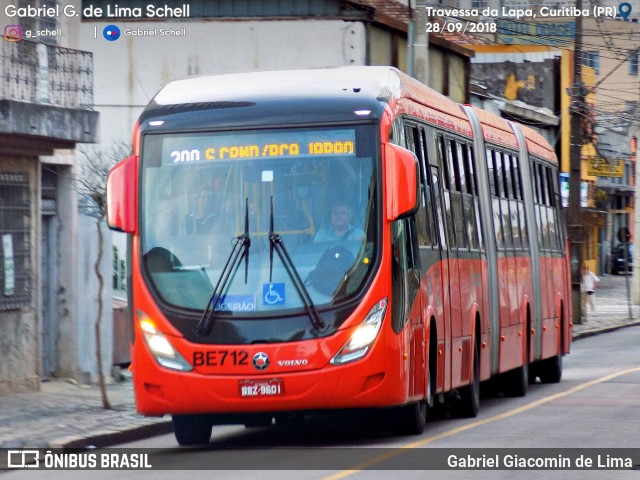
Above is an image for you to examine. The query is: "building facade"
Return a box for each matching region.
[0,0,99,394]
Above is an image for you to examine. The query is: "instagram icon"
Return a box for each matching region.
[4,24,22,41]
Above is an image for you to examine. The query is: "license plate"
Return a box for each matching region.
[239,378,285,398]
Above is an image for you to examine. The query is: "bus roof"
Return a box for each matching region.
[141,66,410,128]
[149,66,405,109]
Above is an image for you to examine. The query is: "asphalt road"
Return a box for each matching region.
[5,325,640,480]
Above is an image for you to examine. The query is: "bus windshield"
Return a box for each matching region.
[140,125,378,315]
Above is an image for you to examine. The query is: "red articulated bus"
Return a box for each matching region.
[107,67,572,445]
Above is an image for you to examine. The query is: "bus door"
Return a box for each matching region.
[506,152,528,327]
[502,153,523,372]
[429,164,452,393]
[391,217,424,399]
[406,122,444,399]
[498,151,521,329]
[486,148,512,372]
[442,138,467,389]
[536,162,554,326]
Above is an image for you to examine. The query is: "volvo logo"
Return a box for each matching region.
[252,352,270,371]
[277,359,309,367]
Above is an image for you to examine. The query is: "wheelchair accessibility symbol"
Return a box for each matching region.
[263,283,285,306]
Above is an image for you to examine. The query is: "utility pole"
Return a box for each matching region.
[407,0,414,78]
[568,0,585,324]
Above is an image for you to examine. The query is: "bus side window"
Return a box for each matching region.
[488,148,500,197]
[459,142,473,196]
[511,154,528,249]
[504,153,521,249]
[438,135,450,190]
[537,163,550,250]
[420,128,437,248]
[549,165,565,252]
[448,139,462,192]
[404,124,416,152]
[390,117,403,145]
[404,123,432,247]
[544,165,560,252]
[440,136,457,248]
[460,142,478,250]
[416,126,435,247]
[468,145,484,251]
[449,139,467,250]
[531,162,542,248]
[430,166,448,249]
[487,148,504,249]
[497,151,513,249]
[532,162,547,250]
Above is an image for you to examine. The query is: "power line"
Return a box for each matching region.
[425,15,639,58]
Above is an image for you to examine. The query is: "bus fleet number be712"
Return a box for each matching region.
[193,350,249,367]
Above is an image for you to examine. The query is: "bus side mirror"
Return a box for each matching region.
[385,143,419,221]
[107,155,138,233]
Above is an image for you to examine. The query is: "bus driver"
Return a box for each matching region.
[314,200,364,243]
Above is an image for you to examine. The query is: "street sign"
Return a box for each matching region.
[587,157,623,177]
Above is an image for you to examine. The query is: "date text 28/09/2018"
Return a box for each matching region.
[426,21,497,34]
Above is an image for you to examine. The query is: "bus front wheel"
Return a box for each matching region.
[391,401,427,435]
[172,414,213,446]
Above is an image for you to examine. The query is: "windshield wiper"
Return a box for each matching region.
[268,197,325,331]
[195,198,251,337]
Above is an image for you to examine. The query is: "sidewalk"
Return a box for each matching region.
[573,273,640,337]
[0,373,172,449]
[1,275,639,449]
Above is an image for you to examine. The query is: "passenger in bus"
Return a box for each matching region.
[581,263,599,316]
[185,188,217,234]
[314,200,364,243]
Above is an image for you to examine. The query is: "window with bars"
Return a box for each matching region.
[0,172,32,310]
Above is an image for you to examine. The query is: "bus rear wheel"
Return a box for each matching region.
[538,355,562,383]
[501,362,528,397]
[172,414,213,446]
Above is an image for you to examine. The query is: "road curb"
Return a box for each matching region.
[48,421,173,449]
[573,319,640,341]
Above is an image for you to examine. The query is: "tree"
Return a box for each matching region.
[76,144,131,409]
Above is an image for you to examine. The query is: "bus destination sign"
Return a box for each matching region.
[162,129,356,164]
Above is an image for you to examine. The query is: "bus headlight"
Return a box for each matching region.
[137,310,193,372]
[330,298,387,365]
